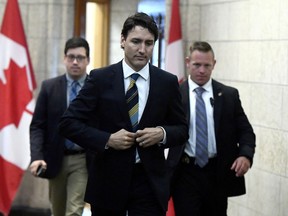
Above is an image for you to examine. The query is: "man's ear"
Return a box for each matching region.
[213,59,217,68]
[185,56,190,67]
[120,35,125,49]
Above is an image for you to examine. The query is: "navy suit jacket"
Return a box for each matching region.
[169,79,255,197]
[30,75,68,178]
[58,61,188,211]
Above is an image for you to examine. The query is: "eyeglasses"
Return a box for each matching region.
[66,54,87,63]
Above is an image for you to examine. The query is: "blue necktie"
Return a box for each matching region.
[70,80,79,102]
[195,87,209,167]
[65,81,79,149]
[126,73,140,132]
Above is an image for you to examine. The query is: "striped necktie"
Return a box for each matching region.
[65,80,80,149]
[69,80,79,103]
[126,73,140,132]
[195,87,209,167]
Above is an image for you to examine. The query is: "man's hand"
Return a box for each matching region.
[231,156,251,177]
[135,127,164,148]
[107,129,137,150]
[29,160,47,177]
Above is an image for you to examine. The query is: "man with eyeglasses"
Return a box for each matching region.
[29,37,90,216]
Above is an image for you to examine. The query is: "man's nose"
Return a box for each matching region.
[138,43,146,52]
[198,65,206,72]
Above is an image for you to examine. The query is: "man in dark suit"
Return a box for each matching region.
[58,12,188,216]
[170,41,256,216]
[29,37,90,216]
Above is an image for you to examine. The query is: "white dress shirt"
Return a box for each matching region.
[122,60,167,162]
[123,60,150,120]
[66,73,87,106]
[185,76,217,158]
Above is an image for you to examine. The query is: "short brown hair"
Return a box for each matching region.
[189,41,215,58]
[64,37,90,58]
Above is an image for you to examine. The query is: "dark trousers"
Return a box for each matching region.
[91,164,165,216]
[172,156,227,216]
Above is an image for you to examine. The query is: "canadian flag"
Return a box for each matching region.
[165,0,185,83]
[0,0,36,215]
[165,0,184,216]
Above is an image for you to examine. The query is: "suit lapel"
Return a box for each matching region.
[212,79,223,135]
[138,64,155,127]
[111,62,131,126]
[59,75,68,112]
[180,80,190,124]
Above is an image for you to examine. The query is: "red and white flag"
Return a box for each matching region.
[165,0,185,83]
[165,0,184,215]
[0,0,36,215]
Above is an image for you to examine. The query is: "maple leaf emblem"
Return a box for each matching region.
[0,59,32,130]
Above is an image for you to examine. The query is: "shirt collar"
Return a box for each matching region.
[188,76,213,93]
[122,60,149,80]
[66,74,87,87]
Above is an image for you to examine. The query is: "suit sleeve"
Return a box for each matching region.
[234,89,256,163]
[160,75,189,148]
[58,72,111,153]
[30,81,48,162]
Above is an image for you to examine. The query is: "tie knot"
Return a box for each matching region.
[72,80,79,88]
[71,81,80,93]
[130,73,140,82]
[195,87,205,96]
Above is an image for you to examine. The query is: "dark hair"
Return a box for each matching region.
[121,12,159,42]
[64,37,90,58]
[189,41,215,58]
